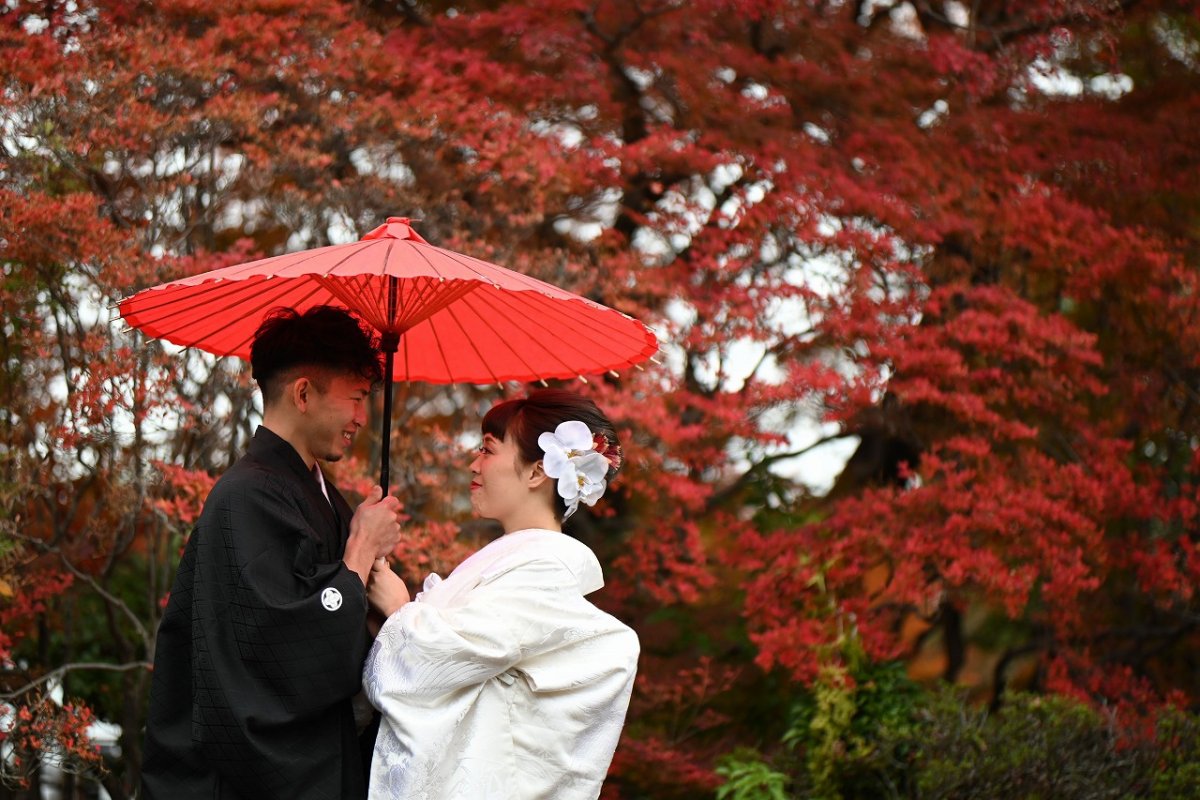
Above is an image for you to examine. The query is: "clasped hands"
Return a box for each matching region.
[344,485,411,618]
[367,556,410,619]
[344,485,405,595]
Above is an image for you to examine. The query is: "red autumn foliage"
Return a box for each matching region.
[0,694,103,790]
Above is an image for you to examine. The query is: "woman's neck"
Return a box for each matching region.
[501,508,561,535]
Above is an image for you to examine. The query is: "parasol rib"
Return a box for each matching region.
[470,289,648,372]
[432,290,571,382]
[124,278,329,355]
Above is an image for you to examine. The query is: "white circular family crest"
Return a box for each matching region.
[320,587,343,611]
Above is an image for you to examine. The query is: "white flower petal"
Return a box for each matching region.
[579,479,606,506]
[542,447,569,479]
[578,451,607,474]
[554,459,579,499]
[554,420,595,451]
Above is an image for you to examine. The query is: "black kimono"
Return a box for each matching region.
[142,426,374,799]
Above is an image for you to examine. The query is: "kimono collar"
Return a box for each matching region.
[250,425,315,482]
[250,424,345,541]
[492,529,605,595]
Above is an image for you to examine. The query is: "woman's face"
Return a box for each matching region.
[469,430,533,524]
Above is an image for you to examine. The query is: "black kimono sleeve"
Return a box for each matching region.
[143,462,370,800]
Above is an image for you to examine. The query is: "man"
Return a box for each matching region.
[143,306,403,799]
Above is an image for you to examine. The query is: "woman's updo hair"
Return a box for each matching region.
[483,389,621,520]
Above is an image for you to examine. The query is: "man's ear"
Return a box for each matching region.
[289,376,313,412]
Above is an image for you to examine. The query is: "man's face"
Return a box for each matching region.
[304,372,371,462]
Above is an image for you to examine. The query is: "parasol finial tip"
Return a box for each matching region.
[361,217,430,245]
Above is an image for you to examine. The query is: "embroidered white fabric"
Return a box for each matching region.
[363,528,639,800]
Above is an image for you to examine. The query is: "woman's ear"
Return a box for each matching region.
[526,460,550,490]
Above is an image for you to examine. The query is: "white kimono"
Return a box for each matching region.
[363,528,639,800]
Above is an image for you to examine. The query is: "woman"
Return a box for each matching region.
[363,389,639,799]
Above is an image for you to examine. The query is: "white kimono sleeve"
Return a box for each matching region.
[364,555,605,705]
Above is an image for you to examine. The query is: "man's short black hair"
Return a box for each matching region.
[250,306,383,404]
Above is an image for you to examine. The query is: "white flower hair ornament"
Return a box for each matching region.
[538,420,622,520]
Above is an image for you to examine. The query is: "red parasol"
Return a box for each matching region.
[119,217,658,488]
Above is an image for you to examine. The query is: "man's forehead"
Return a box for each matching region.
[327,371,371,391]
[284,365,369,385]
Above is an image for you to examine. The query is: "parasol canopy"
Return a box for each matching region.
[119,217,659,488]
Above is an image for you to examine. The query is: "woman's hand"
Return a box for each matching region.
[367,558,411,618]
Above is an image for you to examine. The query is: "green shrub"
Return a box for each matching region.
[908,692,1155,800]
[714,666,1200,800]
[782,659,920,799]
[1148,706,1200,800]
[714,749,791,800]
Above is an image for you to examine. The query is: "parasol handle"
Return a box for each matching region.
[378,274,400,493]
[378,330,399,492]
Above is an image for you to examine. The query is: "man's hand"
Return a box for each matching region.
[367,558,411,618]
[343,486,402,585]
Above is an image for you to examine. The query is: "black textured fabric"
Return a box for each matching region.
[142,426,373,799]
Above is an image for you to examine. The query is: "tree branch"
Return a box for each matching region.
[7,531,152,653]
[1,661,151,701]
[708,431,848,508]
